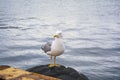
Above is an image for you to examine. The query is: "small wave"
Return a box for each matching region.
[0,26,21,29]
[0,23,6,26]
[13,17,38,21]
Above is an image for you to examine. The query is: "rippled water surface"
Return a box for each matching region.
[0,0,120,80]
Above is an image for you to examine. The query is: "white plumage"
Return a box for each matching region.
[47,36,65,56]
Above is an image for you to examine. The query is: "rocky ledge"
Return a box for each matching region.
[27,64,89,80]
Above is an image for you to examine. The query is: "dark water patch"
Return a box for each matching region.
[39,23,61,27]
[1,18,15,22]
[105,67,120,75]
[0,26,21,29]
[0,23,7,26]
[88,74,101,80]
[0,18,7,22]
[106,47,120,51]
[21,27,32,30]
[0,49,8,53]
[102,59,120,64]
[111,37,120,40]
[0,14,6,17]
[26,17,36,19]
[117,22,120,24]
[14,17,38,21]
[28,24,39,27]
[0,18,3,21]
[18,17,37,20]
[63,28,80,32]
[0,17,37,22]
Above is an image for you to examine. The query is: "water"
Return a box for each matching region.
[0,0,120,80]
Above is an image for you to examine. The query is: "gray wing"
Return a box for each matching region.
[41,42,51,53]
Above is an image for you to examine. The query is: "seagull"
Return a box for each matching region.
[41,31,65,67]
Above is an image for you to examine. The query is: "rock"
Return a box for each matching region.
[0,65,60,80]
[0,65,10,70]
[26,64,89,80]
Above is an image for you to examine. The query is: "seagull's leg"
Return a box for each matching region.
[49,56,60,67]
[54,56,60,67]
[54,56,56,66]
[50,55,52,64]
[49,55,54,67]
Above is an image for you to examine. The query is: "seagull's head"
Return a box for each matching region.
[53,31,63,38]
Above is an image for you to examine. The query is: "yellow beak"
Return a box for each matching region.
[53,34,59,38]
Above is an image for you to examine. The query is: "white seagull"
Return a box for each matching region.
[41,31,65,67]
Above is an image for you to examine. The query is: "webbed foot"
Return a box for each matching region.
[48,64,61,67]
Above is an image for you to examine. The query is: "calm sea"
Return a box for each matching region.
[0,0,120,80]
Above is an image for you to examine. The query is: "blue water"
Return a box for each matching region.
[0,0,120,80]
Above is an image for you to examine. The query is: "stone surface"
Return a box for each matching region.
[0,65,60,80]
[27,64,89,80]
